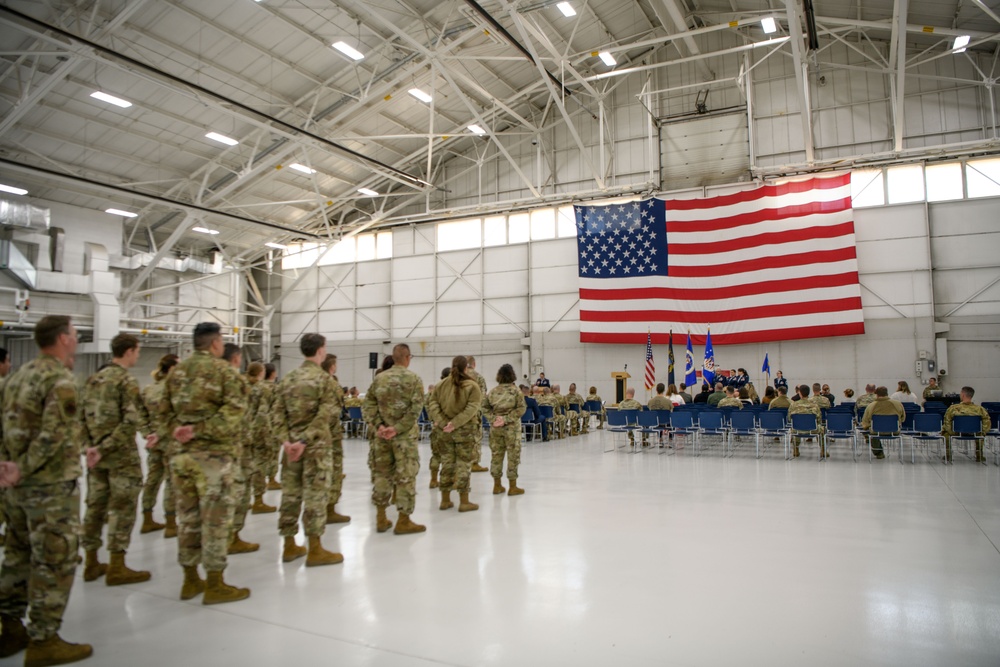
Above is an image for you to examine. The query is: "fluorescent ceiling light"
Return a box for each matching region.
[953,35,970,53]
[556,2,576,17]
[105,208,137,218]
[468,124,486,135]
[357,187,379,196]
[264,242,287,249]
[408,88,433,103]
[598,51,616,66]
[90,91,132,108]
[332,41,365,61]
[205,131,239,146]
[289,163,316,174]
[0,184,28,196]
[192,226,220,235]
[761,17,777,34]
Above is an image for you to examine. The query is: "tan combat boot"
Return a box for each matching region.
[251,494,277,514]
[266,477,282,491]
[23,634,92,667]
[82,550,106,582]
[393,513,426,535]
[202,571,250,605]
[282,536,307,562]
[306,535,344,567]
[179,565,205,600]
[471,463,488,473]
[429,468,439,489]
[458,491,479,512]
[140,510,165,534]
[492,477,505,495]
[163,514,178,539]
[508,480,525,496]
[439,490,454,510]
[325,504,351,524]
[105,551,151,586]
[0,613,28,658]
[228,532,259,554]
[375,505,393,533]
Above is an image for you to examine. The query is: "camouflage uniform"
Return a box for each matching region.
[565,391,585,435]
[229,375,252,536]
[81,363,154,555]
[585,392,605,429]
[325,377,345,509]
[0,355,83,641]
[344,395,363,438]
[484,384,527,481]
[249,379,274,497]
[468,369,488,465]
[427,377,482,494]
[617,398,643,445]
[943,402,991,462]
[860,396,905,457]
[536,393,559,441]
[160,350,245,573]
[717,396,743,409]
[141,378,175,518]
[767,395,791,410]
[363,367,424,514]
[813,394,832,410]
[855,392,877,413]
[788,397,824,454]
[648,395,674,411]
[427,394,443,480]
[271,361,337,538]
[552,391,569,439]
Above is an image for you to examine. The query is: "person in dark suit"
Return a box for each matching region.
[693,383,711,404]
[521,385,541,441]
[534,373,550,388]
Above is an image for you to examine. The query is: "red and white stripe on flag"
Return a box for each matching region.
[578,172,865,345]
[644,332,655,390]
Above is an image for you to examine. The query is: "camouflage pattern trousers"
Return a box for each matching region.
[0,481,80,641]
[279,443,331,537]
[81,466,141,553]
[141,446,175,515]
[171,451,235,572]
[489,423,522,480]
[250,440,273,496]
[438,423,477,494]
[371,435,419,515]
[428,428,443,476]
[231,448,252,534]
[327,438,344,507]
[567,410,581,435]
[474,420,484,464]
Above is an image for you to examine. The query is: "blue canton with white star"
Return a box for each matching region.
[574,199,668,279]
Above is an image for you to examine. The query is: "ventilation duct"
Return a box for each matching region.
[0,239,37,288]
[0,198,49,230]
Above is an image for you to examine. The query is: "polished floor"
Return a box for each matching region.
[3,431,999,666]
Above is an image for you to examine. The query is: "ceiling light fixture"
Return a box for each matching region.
[90,91,133,108]
[556,2,576,17]
[953,35,970,53]
[192,226,220,235]
[598,51,616,66]
[408,88,433,103]
[289,163,316,174]
[105,208,138,218]
[205,131,239,146]
[332,41,365,61]
[265,242,288,249]
[0,184,28,196]
[761,17,777,34]
[357,187,379,196]
[468,124,486,135]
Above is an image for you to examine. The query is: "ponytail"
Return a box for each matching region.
[450,355,469,400]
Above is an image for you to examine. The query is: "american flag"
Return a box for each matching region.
[574,172,864,344]
[644,331,655,390]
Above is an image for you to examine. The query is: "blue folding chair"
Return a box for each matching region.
[697,411,727,456]
[583,400,603,431]
[790,413,823,460]
[636,411,661,451]
[667,410,698,451]
[756,411,788,458]
[824,412,856,461]
[869,414,902,463]
[950,414,987,463]
[538,405,555,442]
[520,410,539,443]
[904,412,944,463]
[347,406,366,439]
[604,409,639,452]
[727,410,757,457]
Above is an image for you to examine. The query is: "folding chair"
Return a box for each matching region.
[666,410,698,452]
[652,410,672,451]
[950,414,987,463]
[636,411,660,451]
[824,412,856,461]
[538,405,555,442]
[584,400,603,430]
[727,411,757,457]
[869,414,902,463]
[789,413,823,460]
[756,411,788,459]
[904,412,944,463]
[347,406,366,439]
[697,411,727,457]
[521,411,540,443]
[417,408,432,440]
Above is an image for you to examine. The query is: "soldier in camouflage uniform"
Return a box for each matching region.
[261,364,282,490]
[81,333,157,586]
[484,364,527,496]
[222,344,258,556]
[788,385,825,457]
[922,377,942,402]
[618,388,644,446]
[552,385,569,439]
[270,336,343,566]
[768,386,791,410]
[943,386,992,463]
[160,322,250,605]
[717,387,744,409]
[344,387,363,439]
[140,354,179,539]
[859,386,905,460]
[245,362,277,517]
[320,354,349,524]
[364,344,426,534]
[536,387,559,441]
[565,383,586,436]
[0,316,93,665]
[428,368,449,488]
[585,386,604,430]
[855,384,877,414]
[428,356,482,513]
[0,347,10,545]
[466,356,490,472]
[811,383,832,409]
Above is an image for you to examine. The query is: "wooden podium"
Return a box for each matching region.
[611,371,630,404]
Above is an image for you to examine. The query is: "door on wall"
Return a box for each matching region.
[661,112,750,189]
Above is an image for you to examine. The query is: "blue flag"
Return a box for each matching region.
[667,330,675,387]
[762,352,770,376]
[684,333,696,388]
[702,329,715,385]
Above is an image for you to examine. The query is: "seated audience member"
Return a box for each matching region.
[788,384,824,457]
[860,386,905,460]
[843,388,855,400]
[618,388,645,446]
[942,386,991,463]
[738,387,753,406]
[745,383,760,404]
[585,386,605,430]
[811,383,831,409]
[707,383,726,407]
[718,386,744,409]
[693,384,711,404]
[648,383,673,411]
[762,386,776,405]
[768,385,791,410]
[820,384,836,407]
[678,382,693,404]
[856,384,877,413]
[667,384,684,407]
[773,370,788,392]
[890,380,919,404]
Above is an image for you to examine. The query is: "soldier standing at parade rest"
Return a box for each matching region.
[565,383,586,436]
[80,333,158,586]
[484,364,527,496]
[0,316,93,666]
[270,334,343,566]
[364,344,426,534]
[0,347,11,544]
[160,322,250,605]
[428,367,450,488]
[466,356,490,473]
[141,354,180,538]
[585,386,605,429]
[428,355,483,514]
[942,386,992,463]
[247,362,277,516]
[223,344,258,556]
[262,364,282,490]
[320,354,349,524]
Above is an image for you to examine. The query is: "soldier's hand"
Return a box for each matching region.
[380,425,397,439]
[85,447,101,469]
[493,416,505,428]
[0,461,20,488]
[145,433,159,450]
[174,425,195,443]
[443,422,455,433]
[284,441,306,462]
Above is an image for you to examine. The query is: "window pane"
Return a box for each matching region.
[321,237,356,265]
[483,216,506,246]
[508,213,529,243]
[356,233,376,261]
[925,163,963,202]
[437,218,482,251]
[557,205,577,237]
[530,208,555,240]
[966,158,1000,198]
[851,169,885,207]
[281,242,321,270]
[376,231,392,259]
[886,164,924,204]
